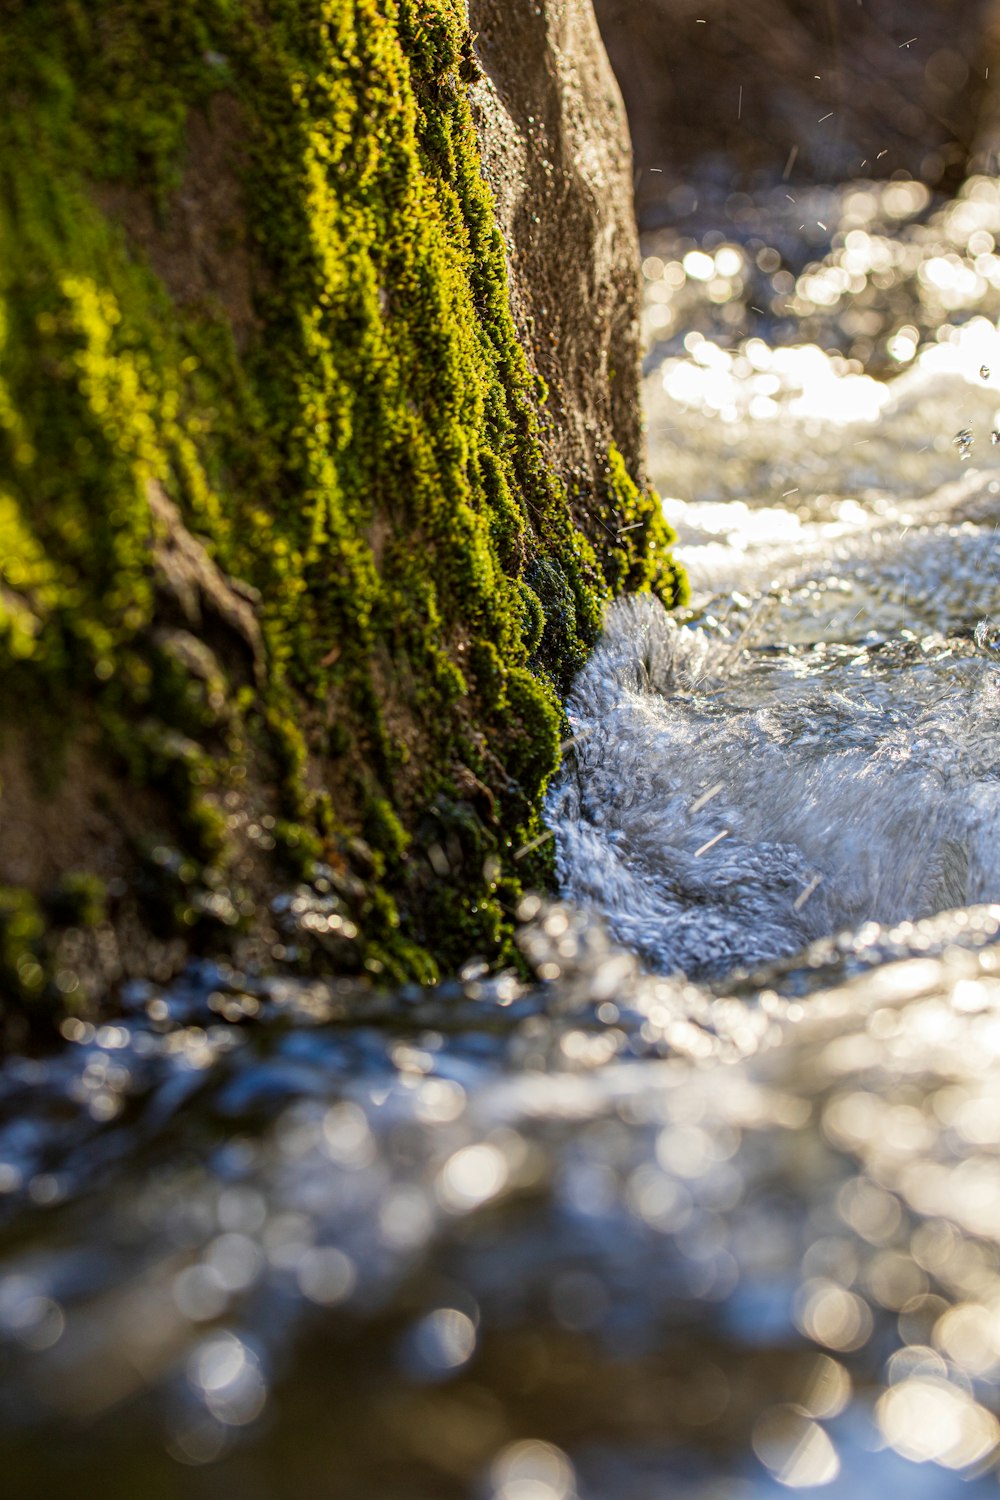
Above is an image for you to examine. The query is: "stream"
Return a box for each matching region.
[8,177,1000,1497]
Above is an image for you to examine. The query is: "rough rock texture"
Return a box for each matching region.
[0,0,683,1036]
[470,0,646,507]
[593,0,996,225]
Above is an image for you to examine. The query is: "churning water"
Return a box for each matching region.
[11,179,1000,1497]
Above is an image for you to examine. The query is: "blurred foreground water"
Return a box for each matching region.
[9,180,1000,1497]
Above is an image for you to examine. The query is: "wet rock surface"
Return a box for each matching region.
[0,1,678,1016]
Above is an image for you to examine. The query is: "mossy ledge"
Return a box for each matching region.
[0,0,685,1038]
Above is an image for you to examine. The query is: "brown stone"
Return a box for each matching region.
[0,2,661,1016]
[469,0,647,498]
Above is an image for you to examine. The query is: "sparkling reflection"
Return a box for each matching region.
[11,162,1000,1500]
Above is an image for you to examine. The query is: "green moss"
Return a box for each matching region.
[0,888,47,1013]
[0,0,686,1016]
[600,443,690,607]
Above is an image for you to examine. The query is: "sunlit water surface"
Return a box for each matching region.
[9,181,1000,1498]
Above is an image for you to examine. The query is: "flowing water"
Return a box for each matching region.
[10,179,1000,1497]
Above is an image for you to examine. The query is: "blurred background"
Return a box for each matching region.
[593,0,1000,226]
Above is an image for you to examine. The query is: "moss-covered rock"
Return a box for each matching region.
[0,0,685,1034]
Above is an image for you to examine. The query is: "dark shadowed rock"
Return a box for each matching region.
[593,0,996,224]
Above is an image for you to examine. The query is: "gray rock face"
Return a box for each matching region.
[469,0,647,502]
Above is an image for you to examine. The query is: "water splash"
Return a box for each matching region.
[9,177,1000,1499]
